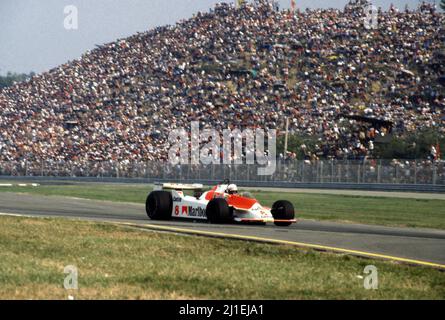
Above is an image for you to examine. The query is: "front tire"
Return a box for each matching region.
[272,200,295,227]
[206,198,232,224]
[146,191,173,220]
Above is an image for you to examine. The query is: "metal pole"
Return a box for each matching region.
[302,160,305,183]
[414,160,417,185]
[377,162,381,183]
[357,163,360,184]
[433,164,437,185]
[284,117,289,156]
[363,162,366,183]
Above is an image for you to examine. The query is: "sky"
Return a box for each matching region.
[0,0,439,75]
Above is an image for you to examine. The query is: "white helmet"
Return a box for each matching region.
[226,184,238,194]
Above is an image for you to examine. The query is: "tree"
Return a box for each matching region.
[373,129,444,160]
[0,71,34,89]
[441,0,445,11]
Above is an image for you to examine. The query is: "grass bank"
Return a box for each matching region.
[0,216,444,299]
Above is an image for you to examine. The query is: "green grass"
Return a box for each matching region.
[0,183,150,204]
[254,192,445,229]
[0,216,444,299]
[1,183,444,229]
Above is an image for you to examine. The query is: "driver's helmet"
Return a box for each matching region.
[226,184,238,195]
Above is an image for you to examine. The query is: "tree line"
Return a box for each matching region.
[0,71,35,89]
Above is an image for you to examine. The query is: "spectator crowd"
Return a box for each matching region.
[0,0,444,169]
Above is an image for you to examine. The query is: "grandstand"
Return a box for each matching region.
[0,0,443,167]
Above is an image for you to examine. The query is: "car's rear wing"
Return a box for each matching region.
[154,183,204,191]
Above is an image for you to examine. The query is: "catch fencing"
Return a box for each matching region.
[0,160,443,188]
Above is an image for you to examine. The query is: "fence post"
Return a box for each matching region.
[433,164,437,185]
[414,160,417,184]
[338,163,341,183]
[363,162,366,183]
[377,161,381,183]
[361,162,364,183]
[357,163,360,184]
[302,161,305,183]
[315,160,321,183]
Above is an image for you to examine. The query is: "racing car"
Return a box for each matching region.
[145,181,296,226]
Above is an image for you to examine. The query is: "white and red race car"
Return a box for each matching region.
[145,181,296,226]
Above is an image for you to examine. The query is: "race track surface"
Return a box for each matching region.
[0,192,444,267]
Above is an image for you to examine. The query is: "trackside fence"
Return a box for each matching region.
[0,160,443,190]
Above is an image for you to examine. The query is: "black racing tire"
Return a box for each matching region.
[146,191,173,220]
[206,198,232,224]
[272,200,295,227]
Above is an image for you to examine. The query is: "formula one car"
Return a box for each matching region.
[145,181,296,226]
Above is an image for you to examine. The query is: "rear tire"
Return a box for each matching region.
[272,200,295,227]
[206,198,231,224]
[146,191,173,220]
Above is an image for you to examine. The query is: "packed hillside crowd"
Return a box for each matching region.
[0,0,444,169]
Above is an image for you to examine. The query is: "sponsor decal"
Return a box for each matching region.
[260,210,269,217]
[177,205,206,218]
[172,197,182,202]
[187,206,206,218]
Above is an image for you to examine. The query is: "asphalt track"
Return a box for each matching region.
[0,192,444,268]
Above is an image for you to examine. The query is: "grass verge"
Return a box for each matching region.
[0,216,444,299]
[0,183,444,229]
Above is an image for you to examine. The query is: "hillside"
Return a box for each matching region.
[0,0,444,165]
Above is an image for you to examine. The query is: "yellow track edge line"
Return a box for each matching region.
[1,212,444,270]
[120,222,445,270]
